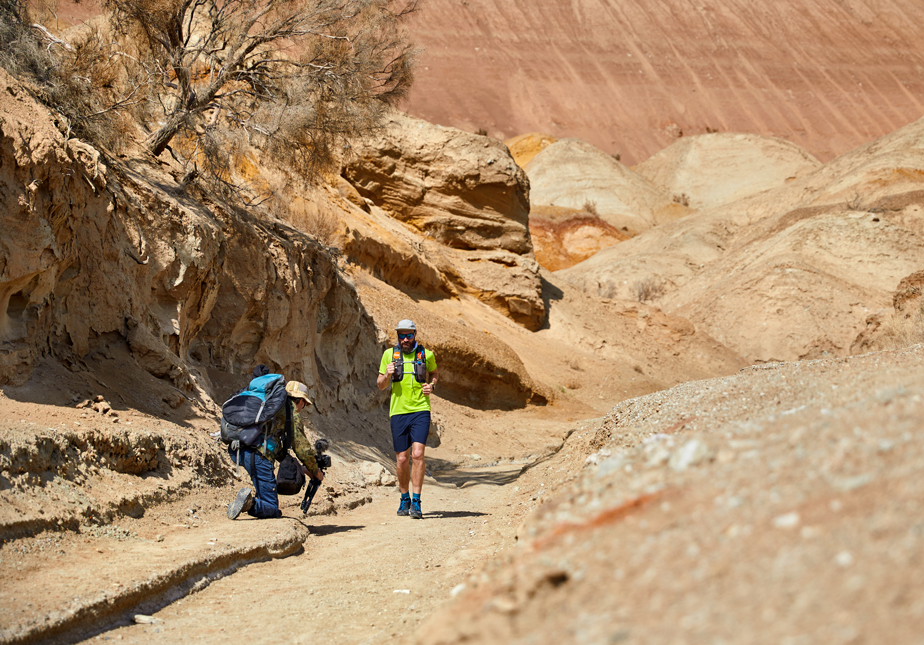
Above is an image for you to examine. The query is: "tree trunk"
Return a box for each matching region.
[148,116,184,156]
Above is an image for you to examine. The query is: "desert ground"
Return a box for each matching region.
[2,2,924,645]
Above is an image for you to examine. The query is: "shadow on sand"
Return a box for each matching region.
[304,524,366,536]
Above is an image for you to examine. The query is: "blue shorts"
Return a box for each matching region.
[390,411,430,453]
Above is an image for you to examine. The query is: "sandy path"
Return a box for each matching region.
[87,462,529,645]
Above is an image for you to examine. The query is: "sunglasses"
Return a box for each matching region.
[397,332,415,340]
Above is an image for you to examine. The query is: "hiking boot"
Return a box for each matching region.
[410,498,422,519]
[227,488,253,520]
[397,496,411,516]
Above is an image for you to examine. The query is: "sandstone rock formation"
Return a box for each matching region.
[635,132,821,210]
[529,205,628,271]
[525,138,686,236]
[0,411,222,538]
[341,111,546,331]
[505,132,557,168]
[342,111,531,254]
[0,70,382,418]
[404,0,924,165]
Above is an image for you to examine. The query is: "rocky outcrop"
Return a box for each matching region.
[529,205,628,272]
[893,269,924,313]
[446,249,543,330]
[0,70,382,414]
[851,269,924,354]
[506,132,557,169]
[342,111,531,254]
[340,202,546,331]
[341,112,546,330]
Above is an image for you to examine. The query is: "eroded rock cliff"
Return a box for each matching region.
[0,70,382,417]
[341,111,546,331]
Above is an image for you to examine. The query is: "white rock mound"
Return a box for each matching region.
[559,118,924,363]
[635,133,821,210]
[525,138,682,236]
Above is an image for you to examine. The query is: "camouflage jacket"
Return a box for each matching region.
[257,398,318,473]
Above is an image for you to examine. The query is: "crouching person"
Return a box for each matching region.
[227,381,325,519]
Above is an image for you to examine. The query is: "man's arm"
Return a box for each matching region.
[423,368,439,396]
[377,348,396,391]
[291,408,323,480]
[377,361,395,390]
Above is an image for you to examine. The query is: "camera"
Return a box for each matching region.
[314,439,332,470]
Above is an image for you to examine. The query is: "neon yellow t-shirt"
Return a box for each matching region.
[379,346,438,417]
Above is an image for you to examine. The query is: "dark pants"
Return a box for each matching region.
[229,446,280,518]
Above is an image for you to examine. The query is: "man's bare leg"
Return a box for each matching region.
[410,442,426,494]
[396,448,411,494]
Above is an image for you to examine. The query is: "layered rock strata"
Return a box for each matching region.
[342,111,546,330]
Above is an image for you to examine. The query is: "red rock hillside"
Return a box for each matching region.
[404,0,924,164]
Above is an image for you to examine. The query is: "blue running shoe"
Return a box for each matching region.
[397,496,411,516]
[410,498,422,519]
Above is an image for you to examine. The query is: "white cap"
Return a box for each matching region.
[395,319,417,332]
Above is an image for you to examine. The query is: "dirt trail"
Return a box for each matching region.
[75,457,557,644]
[0,375,579,645]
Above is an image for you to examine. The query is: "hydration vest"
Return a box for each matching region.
[391,344,428,383]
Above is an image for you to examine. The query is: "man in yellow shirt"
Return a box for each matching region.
[376,319,438,519]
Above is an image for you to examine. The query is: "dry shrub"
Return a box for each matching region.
[880,302,924,350]
[582,200,599,216]
[267,183,340,248]
[0,1,53,80]
[845,192,863,211]
[105,0,418,185]
[291,207,340,248]
[633,276,665,303]
[672,193,690,207]
[0,2,144,152]
[2,0,418,194]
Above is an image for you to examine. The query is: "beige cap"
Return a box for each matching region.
[285,381,313,405]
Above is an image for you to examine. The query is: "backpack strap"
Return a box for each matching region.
[391,345,404,382]
[414,345,427,383]
[283,399,293,452]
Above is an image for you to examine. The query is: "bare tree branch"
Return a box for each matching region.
[99,0,416,176]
